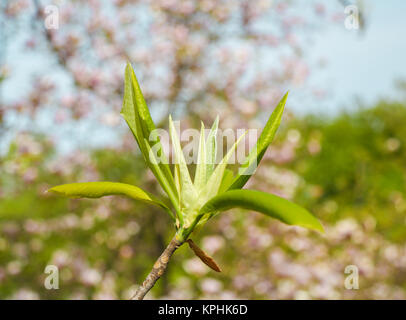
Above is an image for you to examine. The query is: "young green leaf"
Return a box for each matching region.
[201,131,247,201]
[199,189,324,233]
[229,92,288,190]
[48,182,175,220]
[169,116,197,217]
[205,116,219,181]
[195,132,247,228]
[173,164,183,226]
[143,139,181,220]
[194,121,207,190]
[121,63,178,210]
[218,169,234,194]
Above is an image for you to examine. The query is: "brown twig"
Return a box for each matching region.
[131,235,183,300]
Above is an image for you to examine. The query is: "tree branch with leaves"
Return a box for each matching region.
[48,63,323,300]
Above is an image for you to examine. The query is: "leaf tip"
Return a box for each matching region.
[214,115,219,126]
[303,219,325,234]
[47,186,64,196]
[315,222,325,234]
[279,91,289,109]
[125,61,134,75]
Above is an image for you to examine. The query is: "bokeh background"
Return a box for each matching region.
[1,0,406,299]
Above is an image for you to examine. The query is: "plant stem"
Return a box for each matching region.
[131,234,183,300]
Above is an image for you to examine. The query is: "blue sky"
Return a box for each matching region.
[301,0,406,114]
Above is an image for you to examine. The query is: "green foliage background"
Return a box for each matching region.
[1,100,406,299]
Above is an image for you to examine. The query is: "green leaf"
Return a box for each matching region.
[120,62,178,210]
[205,116,219,181]
[194,121,207,190]
[218,169,234,194]
[201,131,247,201]
[121,63,153,161]
[229,92,288,190]
[195,168,234,227]
[199,189,324,233]
[48,182,175,220]
[169,116,197,216]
